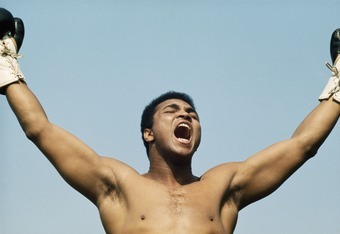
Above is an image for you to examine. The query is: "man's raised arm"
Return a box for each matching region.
[1,10,117,204]
[231,30,340,210]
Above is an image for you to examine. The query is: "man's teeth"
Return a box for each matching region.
[178,123,190,129]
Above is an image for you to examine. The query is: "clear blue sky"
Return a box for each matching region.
[1,1,339,233]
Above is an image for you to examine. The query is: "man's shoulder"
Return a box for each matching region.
[201,161,241,181]
[97,156,142,184]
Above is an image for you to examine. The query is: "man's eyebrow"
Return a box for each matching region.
[162,103,180,110]
[162,103,197,114]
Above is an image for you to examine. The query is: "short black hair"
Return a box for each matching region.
[140,91,196,155]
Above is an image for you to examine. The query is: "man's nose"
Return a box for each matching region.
[177,111,192,121]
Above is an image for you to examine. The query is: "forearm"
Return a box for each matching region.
[5,81,50,140]
[291,97,340,157]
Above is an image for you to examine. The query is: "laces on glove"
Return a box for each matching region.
[326,62,339,76]
[325,62,340,95]
[319,62,340,102]
[1,38,22,58]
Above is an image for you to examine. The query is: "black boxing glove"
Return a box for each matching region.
[13,18,24,52]
[0,8,15,38]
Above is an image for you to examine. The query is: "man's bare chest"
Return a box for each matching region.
[99,178,238,234]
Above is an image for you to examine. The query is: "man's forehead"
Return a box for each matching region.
[157,99,193,109]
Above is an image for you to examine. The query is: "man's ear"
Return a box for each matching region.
[143,128,154,142]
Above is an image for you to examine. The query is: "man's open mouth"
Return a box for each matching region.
[174,123,191,142]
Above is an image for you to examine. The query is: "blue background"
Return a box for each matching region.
[1,1,339,233]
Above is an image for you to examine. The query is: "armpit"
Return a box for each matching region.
[222,187,242,209]
[99,176,121,205]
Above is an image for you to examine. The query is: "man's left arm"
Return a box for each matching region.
[233,96,339,209]
[231,29,340,210]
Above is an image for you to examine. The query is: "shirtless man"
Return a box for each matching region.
[1,10,340,234]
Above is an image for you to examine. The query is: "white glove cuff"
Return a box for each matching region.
[319,62,340,103]
[0,35,25,94]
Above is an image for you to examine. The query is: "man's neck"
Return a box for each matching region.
[144,157,199,187]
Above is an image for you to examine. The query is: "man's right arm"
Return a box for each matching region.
[5,81,118,204]
[0,11,135,207]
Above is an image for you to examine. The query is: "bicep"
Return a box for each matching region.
[33,123,113,203]
[233,139,309,209]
